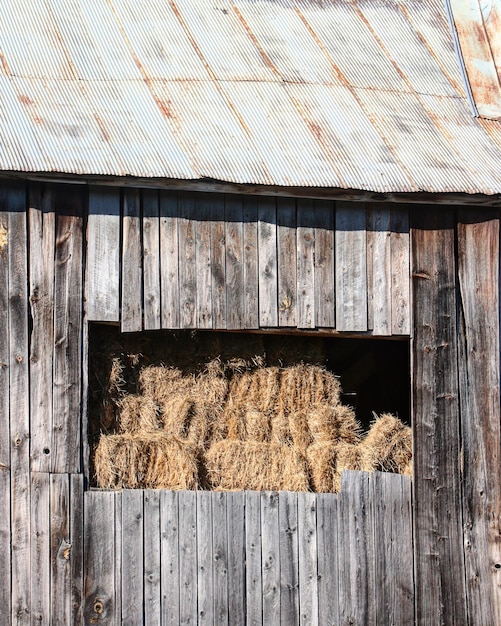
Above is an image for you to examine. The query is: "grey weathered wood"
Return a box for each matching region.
[122,490,144,626]
[0,200,9,469]
[144,490,161,626]
[298,492,318,626]
[178,194,197,329]
[8,186,31,626]
[28,186,55,473]
[50,474,71,626]
[196,491,213,625]
[0,469,10,620]
[121,189,142,332]
[335,202,367,331]
[226,492,246,625]
[277,198,297,327]
[261,491,280,624]
[245,491,263,626]
[411,207,467,626]
[279,491,299,626]
[313,200,335,328]
[179,490,197,625]
[143,190,161,330]
[70,474,84,626]
[83,491,117,626]
[53,186,83,473]
[195,195,213,329]
[297,200,315,329]
[161,491,180,626]
[210,195,227,329]
[114,492,122,626]
[258,199,278,327]
[212,492,229,626]
[316,493,339,626]
[338,471,373,626]
[371,472,414,626]
[457,210,501,626]
[30,473,50,626]
[81,317,90,483]
[225,196,244,330]
[160,191,180,329]
[86,186,120,322]
[243,197,259,329]
[367,205,391,335]
[390,207,410,335]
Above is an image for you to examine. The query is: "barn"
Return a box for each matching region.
[0,0,500,624]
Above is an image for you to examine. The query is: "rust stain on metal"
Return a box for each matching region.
[231,4,280,76]
[18,94,34,106]
[92,112,111,142]
[0,52,10,74]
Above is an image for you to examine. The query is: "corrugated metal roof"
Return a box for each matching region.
[0,0,500,194]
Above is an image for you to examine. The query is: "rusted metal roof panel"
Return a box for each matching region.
[0,0,499,194]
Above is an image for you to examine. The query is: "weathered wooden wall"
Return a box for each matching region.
[82,472,414,626]
[86,187,411,335]
[0,178,499,624]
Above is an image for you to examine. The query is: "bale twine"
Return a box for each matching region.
[204,440,310,492]
[94,433,199,490]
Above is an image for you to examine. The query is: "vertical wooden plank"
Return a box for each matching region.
[161,491,180,626]
[338,472,373,626]
[243,197,259,329]
[411,207,467,626]
[83,491,117,626]
[50,474,71,626]
[7,183,30,626]
[213,492,229,626]
[122,490,144,626]
[298,493,318,626]
[121,189,142,332]
[227,492,246,625]
[391,206,410,335]
[86,186,120,322]
[211,194,227,329]
[28,186,54,472]
[160,191,180,329]
[258,198,278,328]
[246,491,262,626]
[144,490,161,626]
[457,210,501,626]
[261,492,280,624]
[70,474,84,626]
[225,196,244,330]
[114,493,122,626]
[143,190,161,330]
[279,491,299,626]
[372,472,414,626]
[0,469,10,620]
[314,200,335,329]
[178,193,197,329]
[335,202,368,331]
[30,473,50,626]
[0,199,9,469]
[297,199,315,329]
[195,194,213,330]
[179,490,197,625]
[53,186,83,473]
[277,197,297,327]
[316,493,339,626]
[196,491,213,625]
[367,205,391,336]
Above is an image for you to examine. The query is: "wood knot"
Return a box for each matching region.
[93,600,104,614]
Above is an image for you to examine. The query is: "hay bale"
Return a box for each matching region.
[306,441,337,493]
[278,364,342,416]
[308,404,361,446]
[138,366,186,405]
[94,433,199,490]
[117,395,160,433]
[360,413,412,474]
[205,440,310,491]
[333,442,365,492]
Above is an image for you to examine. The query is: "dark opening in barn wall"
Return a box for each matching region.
[88,323,411,491]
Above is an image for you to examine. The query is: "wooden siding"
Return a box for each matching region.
[0,178,499,624]
[85,187,411,335]
[83,473,414,626]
